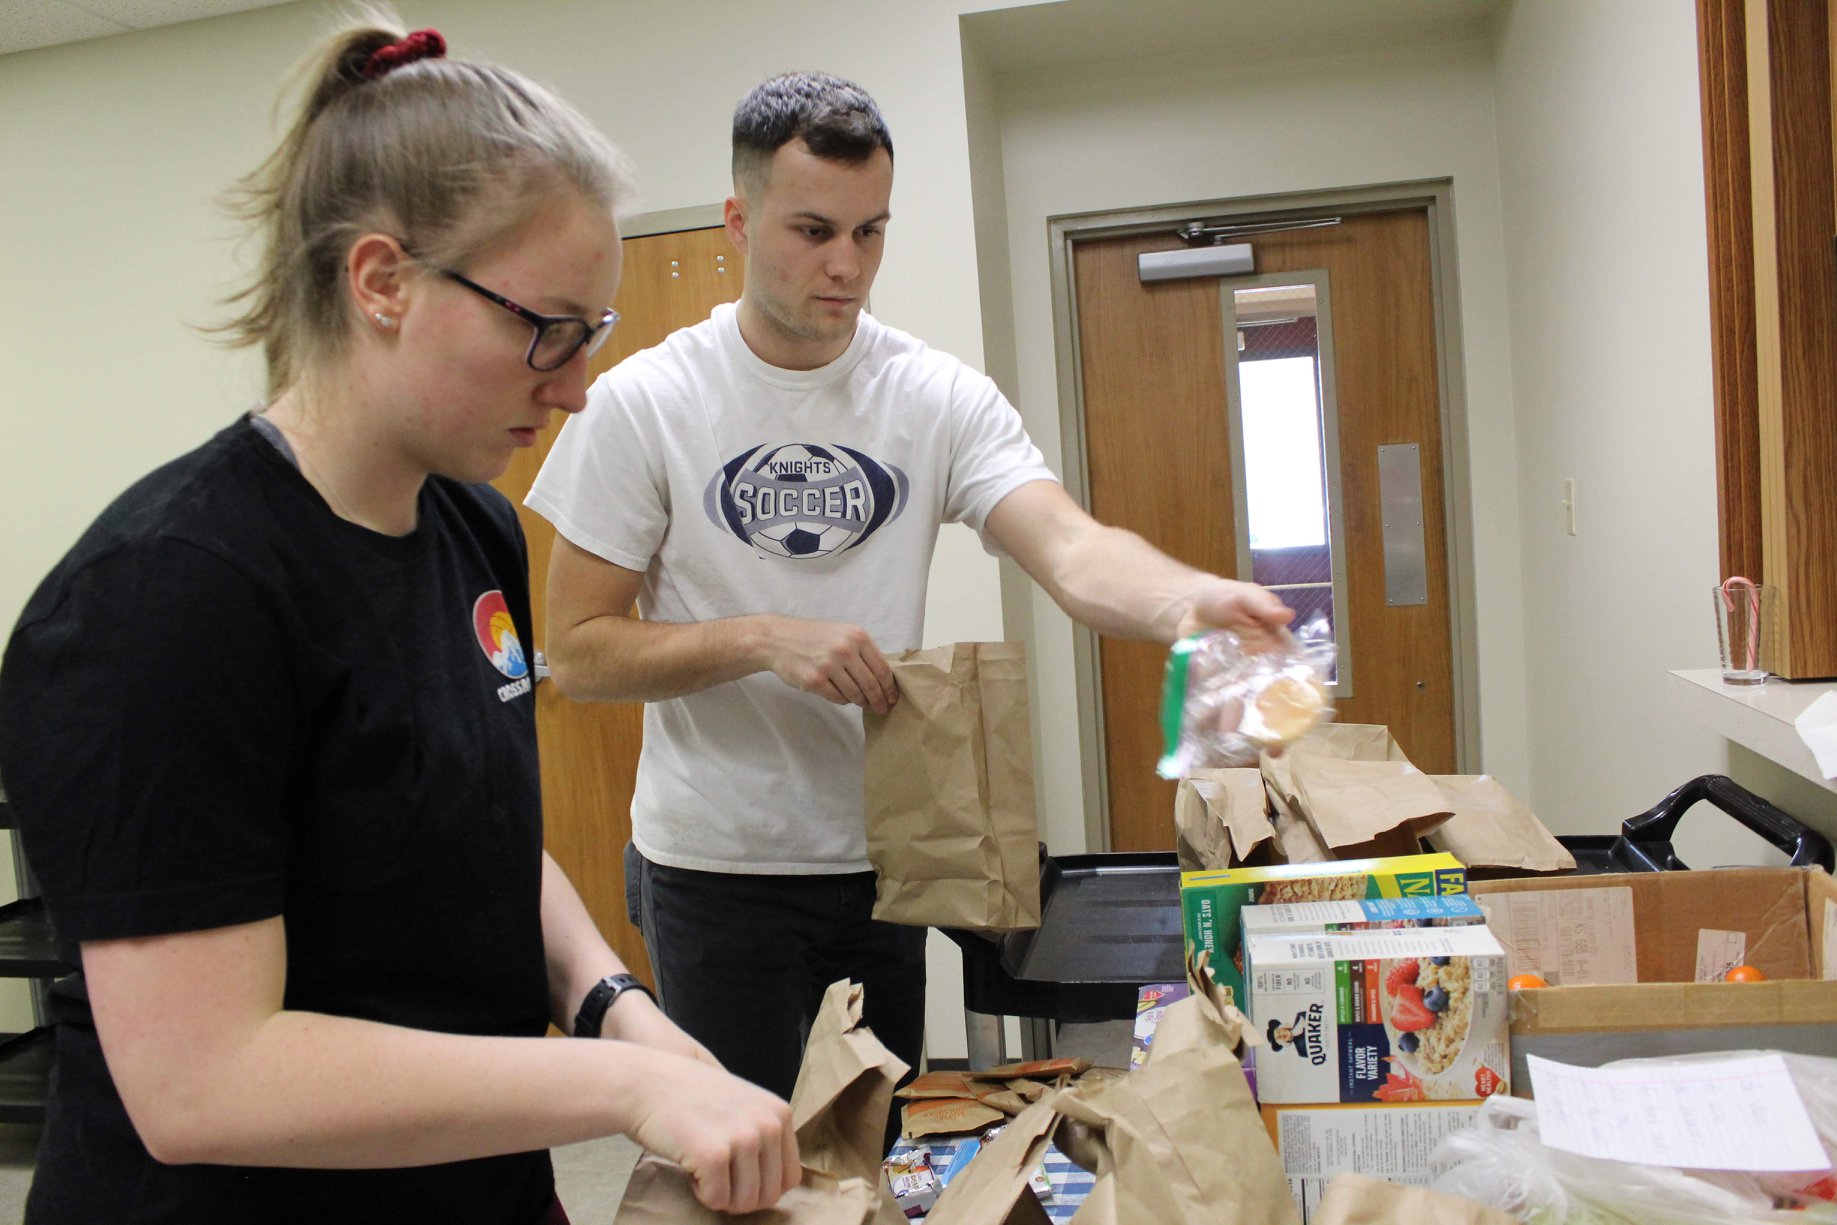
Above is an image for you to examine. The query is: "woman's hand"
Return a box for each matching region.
[623,1049,801,1213]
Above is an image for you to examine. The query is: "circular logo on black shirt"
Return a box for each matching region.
[472,591,528,678]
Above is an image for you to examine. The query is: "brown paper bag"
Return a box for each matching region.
[1259,763,1334,864]
[793,980,910,1187]
[615,979,908,1225]
[922,1096,1058,1225]
[1286,755,1454,858]
[931,953,1295,1225]
[1290,722,1414,763]
[1429,775,1576,874]
[614,1161,882,1225]
[1051,957,1295,1224]
[1312,1173,1519,1225]
[1174,768,1275,871]
[863,642,1041,930]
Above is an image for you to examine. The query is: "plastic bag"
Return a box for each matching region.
[1156,617,1335,778]
[1428,1054,1837,1224]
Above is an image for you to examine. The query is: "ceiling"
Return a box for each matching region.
[963,0,1506,75]
[2,0,1507,62]
[0,0,296,57]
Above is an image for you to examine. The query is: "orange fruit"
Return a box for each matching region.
[1723,965,1766,983]
[1508,973,1550,991]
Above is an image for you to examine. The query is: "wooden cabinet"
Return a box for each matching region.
[1698,0,1837,679]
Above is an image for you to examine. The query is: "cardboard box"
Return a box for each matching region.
[1469,866,1837,1093]
[1180,852,1468,1008]
[1240,894,1486,937]
[1247,925,1510,1103]
[1259,1102,1482,1221]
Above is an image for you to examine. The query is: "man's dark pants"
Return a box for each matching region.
[625,843,926,1148]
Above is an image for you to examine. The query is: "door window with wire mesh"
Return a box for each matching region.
[1225,277,1351,691]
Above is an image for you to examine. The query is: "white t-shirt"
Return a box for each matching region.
[526,303,1057,874]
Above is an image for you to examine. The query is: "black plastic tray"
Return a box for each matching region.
[941,850,1183,1023]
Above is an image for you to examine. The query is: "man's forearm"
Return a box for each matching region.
[547,612,772,702]
[1042,523,1213,643]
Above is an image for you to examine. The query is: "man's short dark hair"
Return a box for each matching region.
[732,71,893,197]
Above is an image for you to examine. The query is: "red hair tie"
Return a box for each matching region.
[362,29,447,80]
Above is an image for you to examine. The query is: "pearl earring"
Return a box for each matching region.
[373,312,396,329]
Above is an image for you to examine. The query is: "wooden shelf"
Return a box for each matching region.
[1668,668,1837,793]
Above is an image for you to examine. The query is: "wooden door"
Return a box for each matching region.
[1074,208,1455,852]
[492,224,742,981]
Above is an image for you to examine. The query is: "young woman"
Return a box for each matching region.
[0,17,796,1225]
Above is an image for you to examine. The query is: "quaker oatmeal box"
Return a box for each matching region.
[1246,924,1509,1104]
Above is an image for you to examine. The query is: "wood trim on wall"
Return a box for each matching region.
[1755,0,1837,678]
[1698,0,1763,584]
[1703,0,1837,678]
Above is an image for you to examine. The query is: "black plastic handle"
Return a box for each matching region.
[1620,774,1834,872]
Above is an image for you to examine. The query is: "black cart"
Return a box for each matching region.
[938,774,1833,1068]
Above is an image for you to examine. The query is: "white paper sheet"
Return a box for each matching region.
[1794,690,1837,780]
[1527,1053,1831,1172]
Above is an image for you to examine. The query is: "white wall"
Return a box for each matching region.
[0,0,1020,1057]
[987,34,1533,852]
[1491,0,1750,843]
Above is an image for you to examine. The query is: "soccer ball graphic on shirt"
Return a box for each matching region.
[704,441,909,559]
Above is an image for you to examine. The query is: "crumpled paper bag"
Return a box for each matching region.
[1289,722,1413,763]
[1429,774,1575,874]
[614,979,908,1225]
[1313,1173,1519,1225]
[926,954,1296,1225]
[1284,755,1453,859]
[1174,767,1275,871]
[864,642,1041,931]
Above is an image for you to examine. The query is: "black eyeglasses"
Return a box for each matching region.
[402,245,619,372]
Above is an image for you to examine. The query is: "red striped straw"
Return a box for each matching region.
[1721,576,1760,672]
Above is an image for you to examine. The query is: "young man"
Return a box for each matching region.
[526,72,1291,1100]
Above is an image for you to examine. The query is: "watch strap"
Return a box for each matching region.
[572,972,656,1038]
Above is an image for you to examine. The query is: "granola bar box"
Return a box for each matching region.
[1179,852,1467,1009]
[1246,925,1510,1104]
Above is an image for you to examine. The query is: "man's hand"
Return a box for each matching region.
[760,615,898,714]
[625,1054,801,1214]
[1176,577,1295,649]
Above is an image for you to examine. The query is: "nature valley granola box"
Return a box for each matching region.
[1247,925,1509,1104]
[1239,894,1485,938]
[1180,852,1467,1009]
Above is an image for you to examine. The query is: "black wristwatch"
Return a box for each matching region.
[572,973,657,1038]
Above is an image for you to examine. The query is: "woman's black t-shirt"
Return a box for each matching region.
[0,418,554,1224]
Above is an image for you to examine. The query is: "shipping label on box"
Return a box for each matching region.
[1473,885,1637,986]
[1248,925,1510,1104]
[1181,852,1467,1008]
[1241,894,1485,938]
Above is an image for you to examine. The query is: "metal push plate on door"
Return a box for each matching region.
[1377,443,1428,607]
